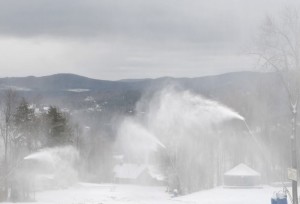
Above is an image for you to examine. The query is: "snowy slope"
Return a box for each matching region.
[3,183,290,204]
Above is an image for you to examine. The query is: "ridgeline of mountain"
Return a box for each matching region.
[0,73,130,91]
[0,71,282,98]
[0,71,288,129]
[0,71,280,93]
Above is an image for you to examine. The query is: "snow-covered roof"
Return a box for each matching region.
[113,163,165,181]
[148,165,165,181]
[114,164,147,179]
[224,163,260,177]
[113,155,124,160]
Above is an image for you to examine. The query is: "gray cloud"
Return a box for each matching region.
[0,0,248,42]
[0,0,295,79]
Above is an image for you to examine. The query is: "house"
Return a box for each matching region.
[113,163,164,185]
[224,163,261,187]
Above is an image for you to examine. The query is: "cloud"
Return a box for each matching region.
[0,0,295,79]
[0,0,250,42]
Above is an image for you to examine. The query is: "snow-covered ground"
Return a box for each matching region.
[3,183,290,204]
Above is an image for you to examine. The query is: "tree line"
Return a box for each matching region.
[0,89,74,201]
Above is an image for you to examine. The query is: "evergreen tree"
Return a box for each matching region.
[14,98,35,152]
[45,106,72,146]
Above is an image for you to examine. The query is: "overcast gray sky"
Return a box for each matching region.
[0,0,297,80]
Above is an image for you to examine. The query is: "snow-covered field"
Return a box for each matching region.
[3,183,289,204]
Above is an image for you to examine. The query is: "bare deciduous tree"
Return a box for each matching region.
[0,89,18,200]
[255,7,300,204]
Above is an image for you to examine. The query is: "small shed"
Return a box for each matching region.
[224,163,261,187]
[113,163,164,185]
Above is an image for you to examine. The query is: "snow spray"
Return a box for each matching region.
[116,87,244,164]
[116,87,248,191]
[23,146,79,189]
[116,118,165,161]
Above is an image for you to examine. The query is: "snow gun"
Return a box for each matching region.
[271,191,288,204]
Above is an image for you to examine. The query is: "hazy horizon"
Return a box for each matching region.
[0,70,263,81]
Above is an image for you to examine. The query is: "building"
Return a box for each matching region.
[113,163,164,185]
[224,163,261,187]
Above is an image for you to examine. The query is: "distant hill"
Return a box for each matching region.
[0,71,289,130]
[0,73,129,92]
[0,71,278,93]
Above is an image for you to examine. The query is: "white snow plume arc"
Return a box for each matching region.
[117,87,243,162]
[24,145,79,164]
[23,146,79,187]
[146,88,244,129]
[117,119,165,158]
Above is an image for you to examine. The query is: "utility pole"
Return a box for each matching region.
[291,107,298,204]
[291,108,298,204]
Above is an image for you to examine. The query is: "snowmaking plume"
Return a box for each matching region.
[144,88,245,133]
[23,146,79,188]
[116,87,244,163]
[116,118,165,157]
